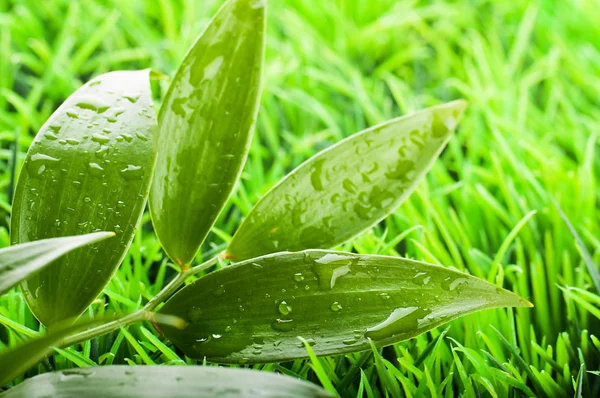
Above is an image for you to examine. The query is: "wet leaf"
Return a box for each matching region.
[227,101,467,260]
[159,250,531,363]
[0,366,330,398]
[11,69,157,326]
[150,0,266,266]
[0,232,114,296]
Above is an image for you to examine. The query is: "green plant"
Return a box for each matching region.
[0,0,536,394]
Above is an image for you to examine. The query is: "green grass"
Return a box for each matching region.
[1,0,600,396]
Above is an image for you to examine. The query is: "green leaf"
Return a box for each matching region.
[0,365,330,398]
[150,0,266,266]
[226,101,467,260]
[0,232,114,296]
[11,69,157,326]
[159,250,531,363]
[0,319,104,386]
[0,313,184,386]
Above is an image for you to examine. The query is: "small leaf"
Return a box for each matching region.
[150,0,266,266]
[0,319,104,386]
[159,250,530,363]
[11,69,157,326]
[0,366,330,398]
[0,232,114,295]
[227,101,467,260]
[0,314,184,386]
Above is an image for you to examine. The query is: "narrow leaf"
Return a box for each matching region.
[11,69,157,326]
[0,314,184,387]
[150,0,266,266]
[159,250,531,363]
[0,319,104,386]
[553,199,600,294]
[0,232,114,295]
[227,100,467,260]
[0,366,330,398]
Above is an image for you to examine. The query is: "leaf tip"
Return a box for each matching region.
[523,298,534,308]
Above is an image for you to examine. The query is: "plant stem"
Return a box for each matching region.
[59,254,221,348]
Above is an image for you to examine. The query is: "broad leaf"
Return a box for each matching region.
[0,319,104,386]
[0,232,114,295]
[11,69,157,326]
[227,101,467,260]
[150,0,266,266]
[0,366,330,398]
[159,250,531,363]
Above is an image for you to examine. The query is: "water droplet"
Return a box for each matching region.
[441,277,469,292]
[92,134,110,144]
[44,131,58,140]
[88,162,104,172]
[124,94,140,103]
[278,300,292,315]
[60,369,95,381]
[342,178,357,194]
[120,164,143,180]
[66,138,80,145]
[330,301,342,312]
[312,253,355,290]
[270,318,294,332]
[412,272,431,286]
[214,285,225,297]
[75,95,109,113]
[310,159,326,191]
[293,272,304,282]
[385,160,415,180]
[365,307,422,341]
[31,153,60,162]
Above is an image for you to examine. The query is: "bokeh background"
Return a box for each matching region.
[1,0,599,396]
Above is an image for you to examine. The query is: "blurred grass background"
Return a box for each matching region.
[1,0,600,396]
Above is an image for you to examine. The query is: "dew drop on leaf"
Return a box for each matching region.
[278,300,292,315]
[293,272,304,282]
[120,164,143,180]
[364,306,423,340]
[92,134,110,144]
